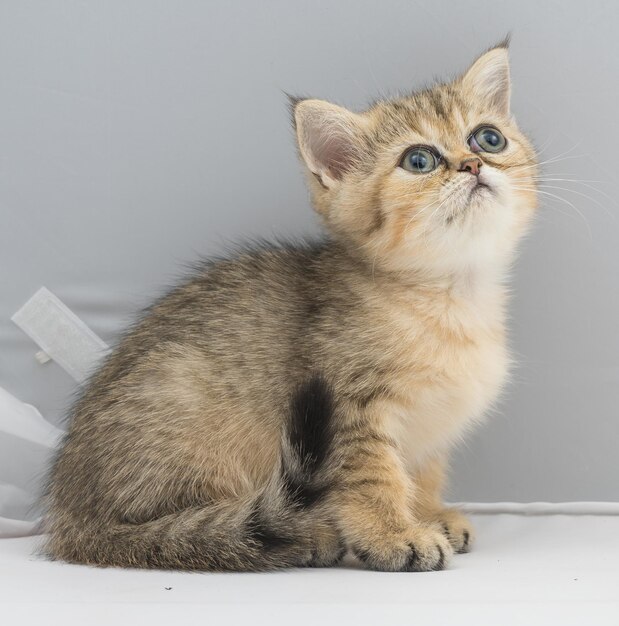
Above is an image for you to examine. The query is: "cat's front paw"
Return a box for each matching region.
[354,525,453,572]
[422,508,474,554]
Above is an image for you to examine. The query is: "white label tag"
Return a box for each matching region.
[11,287,111,383]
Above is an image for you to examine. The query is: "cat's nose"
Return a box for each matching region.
[458,157,482,176]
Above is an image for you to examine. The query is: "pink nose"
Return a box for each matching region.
[458,157,482,176]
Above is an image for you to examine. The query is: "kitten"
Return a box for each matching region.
[45,42,537,572]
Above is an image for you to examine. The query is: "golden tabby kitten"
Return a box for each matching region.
[45,42,537,572]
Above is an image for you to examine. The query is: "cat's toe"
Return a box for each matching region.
[433,509,475,553]
[306,521,346,567]
[354,526,452,572]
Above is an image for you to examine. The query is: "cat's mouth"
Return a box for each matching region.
[463,180,495,210]
[468,180,492,199]
[446,177,496,223]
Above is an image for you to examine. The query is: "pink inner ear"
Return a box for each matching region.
[308,124,357,180]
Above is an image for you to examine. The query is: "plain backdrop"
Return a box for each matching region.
[1,0,618,503]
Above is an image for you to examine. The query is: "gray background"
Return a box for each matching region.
[1,0,617,502]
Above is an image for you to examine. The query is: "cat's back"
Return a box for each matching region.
[142,239,325,337]
[89,239,328,384]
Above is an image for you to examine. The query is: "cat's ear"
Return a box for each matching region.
[292,98,367,189]
[460,42,511,116]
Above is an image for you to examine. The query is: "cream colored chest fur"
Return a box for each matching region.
[379,286,510,467]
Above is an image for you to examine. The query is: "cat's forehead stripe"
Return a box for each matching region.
[371,86,471,149]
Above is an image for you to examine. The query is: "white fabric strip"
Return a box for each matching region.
[0,387,64,448]
[11,287,110,383]
[452,501,619,516]
[0,517,42,538]
[0,388,64,538]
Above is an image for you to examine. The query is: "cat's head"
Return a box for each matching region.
[293,43,537,280]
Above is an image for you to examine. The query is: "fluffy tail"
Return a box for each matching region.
[45,375,338,571]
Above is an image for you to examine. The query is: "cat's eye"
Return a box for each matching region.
[468,126,507,153]
[400,147,439,174]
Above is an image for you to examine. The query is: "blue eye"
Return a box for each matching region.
[400,147,439,173]
[469,127,507,153]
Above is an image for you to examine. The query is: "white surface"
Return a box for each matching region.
[1,514,618,626]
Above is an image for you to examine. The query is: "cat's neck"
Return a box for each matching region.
[329,239,510,329]
[334,240,509,301]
